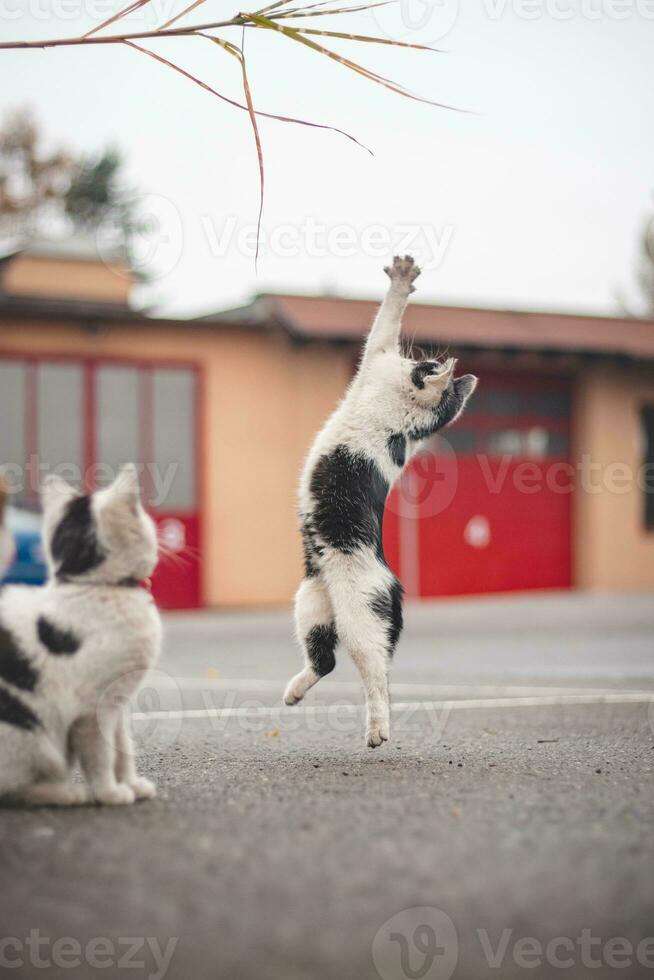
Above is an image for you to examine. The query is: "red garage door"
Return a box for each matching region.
[0,354,202,610]
[384,372,572,597]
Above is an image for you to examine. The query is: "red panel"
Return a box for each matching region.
[150,513,201,610]
[415,455,572,596]
[383,487,401,578]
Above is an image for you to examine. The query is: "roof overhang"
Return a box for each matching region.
[200,293,654,364]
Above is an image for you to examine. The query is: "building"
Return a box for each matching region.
[1,242,653,608]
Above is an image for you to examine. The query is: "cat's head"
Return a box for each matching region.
[404,356,478,430]
[41,464,158,585]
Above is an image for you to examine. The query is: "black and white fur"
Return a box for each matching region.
[0,465,161,806]
[284,256,477,748]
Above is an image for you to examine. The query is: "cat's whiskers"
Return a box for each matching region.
[157,547,188,570]
[156,541,201,570]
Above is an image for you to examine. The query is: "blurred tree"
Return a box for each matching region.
[0,109,74,236]
[635,199,654,318]
[618,194,654,319]
[0,109,140,263]
[64,148,139,250]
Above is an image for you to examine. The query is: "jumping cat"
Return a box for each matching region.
[0,464,161,806]
[0,477,13,579]
[284,256,478,747]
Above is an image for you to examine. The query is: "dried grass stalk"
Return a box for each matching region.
[1,0,465,259]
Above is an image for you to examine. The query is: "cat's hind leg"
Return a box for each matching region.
[284,575,338,706]
[20,782,88,806]
[1,732,86,807]
[324,553,403,748]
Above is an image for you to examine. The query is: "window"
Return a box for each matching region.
[97,366,140,485]
[642,407,654,531]
[472,387,570,419]
[152,368,196,512]
[0,361,26,501]
[528,390,570,419]
[482,426,569,458]
[472,389,525,417]
[426,429,476,455]
[485,428,524,455]
[37,363,84,490]
[0,356,198,514]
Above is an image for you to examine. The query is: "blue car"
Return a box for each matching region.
[2,507,47,586]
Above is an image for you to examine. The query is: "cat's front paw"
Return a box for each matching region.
[130,777,157,801]
[384,254,421,293]
[93,783,136,806]
[366,724,389,749]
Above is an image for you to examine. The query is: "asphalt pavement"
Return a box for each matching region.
[1,592,653,980]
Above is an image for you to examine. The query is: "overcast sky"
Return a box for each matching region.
[1,0,653,316]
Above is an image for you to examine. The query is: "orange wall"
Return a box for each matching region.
[3,255,132,304]
[0,319,352,607]
[573,364,654,591]
[207,330,351,605]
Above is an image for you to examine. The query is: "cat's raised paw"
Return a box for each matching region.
[283,669,313,706]
[384,254,421,292]
[130,777,157,801]
[93,783,136,806]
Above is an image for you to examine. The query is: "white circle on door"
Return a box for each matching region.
[464,515,491,549]
[158,518,186,554]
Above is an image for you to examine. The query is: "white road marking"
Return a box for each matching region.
[149,677,650,698]
[132,691,653,722]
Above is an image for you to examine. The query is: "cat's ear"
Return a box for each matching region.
[423,374,450,394]
[454,374,478,401]
[445,374,478,425]
[107,463,142,512]
[41,474,77,512]
[424,357,456,390]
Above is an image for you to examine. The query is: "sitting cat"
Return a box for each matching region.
[0,464,161,806]
[0,477,14,579]
[284,256,477,748]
